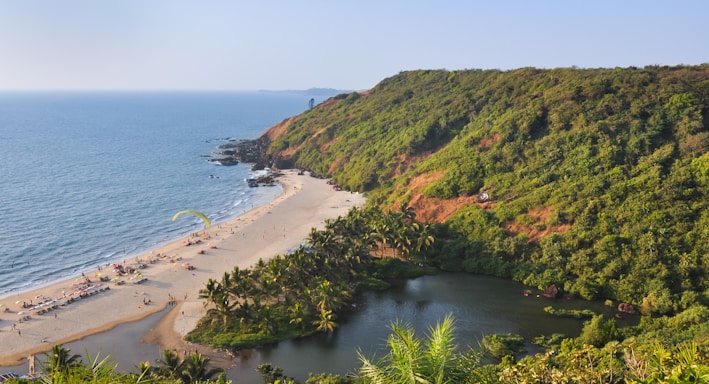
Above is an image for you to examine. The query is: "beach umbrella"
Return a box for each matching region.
[172,209,211,228]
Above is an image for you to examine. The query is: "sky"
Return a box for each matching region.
[1,1,708,91]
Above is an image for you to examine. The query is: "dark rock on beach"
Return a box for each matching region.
[205,137,273,169]
[247,171,283,187]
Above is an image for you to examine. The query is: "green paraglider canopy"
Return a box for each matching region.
[172,209,211,228]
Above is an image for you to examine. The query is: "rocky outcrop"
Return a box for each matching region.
[205,136,273,169]
[617,302,637,315]
[541,284,562,299]
[247,170,283,187]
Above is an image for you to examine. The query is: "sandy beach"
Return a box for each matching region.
[0,170,366,366]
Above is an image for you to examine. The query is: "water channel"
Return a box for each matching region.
[2,273,636,383]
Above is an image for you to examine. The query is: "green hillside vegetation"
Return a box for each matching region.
[264,65,709,317]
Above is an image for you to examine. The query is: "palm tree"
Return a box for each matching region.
[372,221,392,257]
[358,314,467,384]
[398,201,417,224]
[39,349,118,384]
[256,304,278,335]
[154,349,183,379]
[288,302,308,330]
[213,291,237,325]
[414,223,435,254]
[133,361,155,382]
[258,274,282,304]
[200,278,236,325]
[229,266,256,300]
[234,300,257,330]
[308,226,337,255]
[219,270,232,290]
[199,278,223,308]
[311,278,338,312]
[393,223,414,257]
[180,353,224,384]
[44,344,82,376]
[82,350,118,383]
[314,309,337,333]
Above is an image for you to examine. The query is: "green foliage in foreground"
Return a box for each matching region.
[358,314,484,384]
[263,65,709,316]
[7,345,226,384]
[312,314,709,384]
[6,311,709,384]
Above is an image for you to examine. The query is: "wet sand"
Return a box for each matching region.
[0,170,365,366]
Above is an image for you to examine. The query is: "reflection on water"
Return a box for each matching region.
[1,274,636,383]
[244,273,622,382]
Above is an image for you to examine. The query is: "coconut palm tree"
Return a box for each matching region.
[228,266,256,300]
[288,302,308,330]
[200,278,236,325]
[44,344,82,376]
[398,201,417,224]
[39,349,119,384]
[82,350,118,383]
[213,292,237,325]
[372,221,392,257]
[358,314,467,384]
[199,278,223,308]
[133,361,155,382]
[256,304,278,335]
[180,353,224,384]
[310,278,343,312]
[314,309,337,333]
[154,349,183,380]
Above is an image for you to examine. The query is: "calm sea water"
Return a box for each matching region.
[0,91,321,296]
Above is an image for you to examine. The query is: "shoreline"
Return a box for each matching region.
[0,173,281,301]
[0,170,366,367]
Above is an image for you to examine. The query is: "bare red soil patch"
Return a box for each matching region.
[479,133,501,150]
[408,193,479,223]
[394,172,482,223]
[263,116,298,141]
[503,205,571,242]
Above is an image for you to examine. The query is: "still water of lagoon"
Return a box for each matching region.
[4,274,635,383]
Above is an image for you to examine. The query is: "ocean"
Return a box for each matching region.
[0,91,321,296]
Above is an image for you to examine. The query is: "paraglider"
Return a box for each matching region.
[172,209,211,228]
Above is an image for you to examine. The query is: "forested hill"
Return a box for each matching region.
[262,66,709,313]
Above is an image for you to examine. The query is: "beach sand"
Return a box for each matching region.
[0,170,365,366]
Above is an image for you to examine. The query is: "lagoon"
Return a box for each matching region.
[1,273,634,383]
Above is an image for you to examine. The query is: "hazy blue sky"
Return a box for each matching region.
[1,1,707,91]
